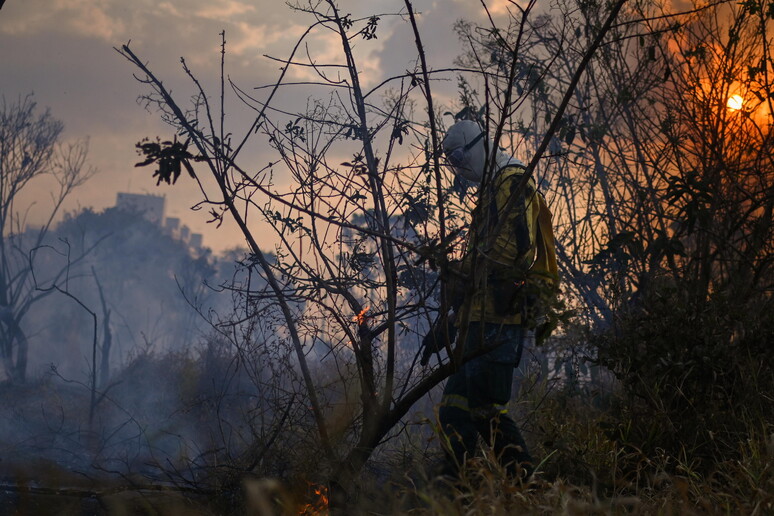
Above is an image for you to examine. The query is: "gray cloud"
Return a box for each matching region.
[0,0,503,252]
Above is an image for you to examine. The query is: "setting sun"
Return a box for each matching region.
[727,94,744,111]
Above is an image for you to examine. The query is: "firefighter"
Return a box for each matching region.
[434,120,559,481]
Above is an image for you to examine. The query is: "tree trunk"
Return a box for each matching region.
[0,308,28,383]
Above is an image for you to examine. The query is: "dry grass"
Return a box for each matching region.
[1,347,771,515]
[343,382,774,516]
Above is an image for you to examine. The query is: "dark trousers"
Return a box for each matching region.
[438,322,533,478]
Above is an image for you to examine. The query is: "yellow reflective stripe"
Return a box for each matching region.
[440,395,508,415]
[440,394,469,412]
[471,405,508,415]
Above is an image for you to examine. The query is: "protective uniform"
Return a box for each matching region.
[437,120,558,479]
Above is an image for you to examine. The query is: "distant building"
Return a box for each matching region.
[114,193,204,250]
[165,217,180,231]
[189,233,202,250]
[116,193,165,224]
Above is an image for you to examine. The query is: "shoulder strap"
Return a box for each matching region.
[486,165,534,225]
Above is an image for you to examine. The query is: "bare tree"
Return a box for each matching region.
[0,94,94,383]
[117,0,628,489]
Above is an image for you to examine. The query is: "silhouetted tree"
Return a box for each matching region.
[117,0,627,490]
[459,0,773,465]
[0,94,93,383]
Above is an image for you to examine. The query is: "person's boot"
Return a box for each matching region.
[438,405,479,478]
[475,415,534,482]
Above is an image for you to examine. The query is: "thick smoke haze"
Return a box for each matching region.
[0,2,561,511]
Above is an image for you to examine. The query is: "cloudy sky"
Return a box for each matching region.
[0,0,510,253]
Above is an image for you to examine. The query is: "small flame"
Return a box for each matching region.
[352,306,370,325]
[727,94,744,111]
[298,484,329,515]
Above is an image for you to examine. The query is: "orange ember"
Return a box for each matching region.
[298,484,329,515]
[352,306,370,325]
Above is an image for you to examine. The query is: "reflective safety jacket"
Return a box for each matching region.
[457,165,559,325]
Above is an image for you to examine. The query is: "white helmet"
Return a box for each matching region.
[442,120,524,183]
